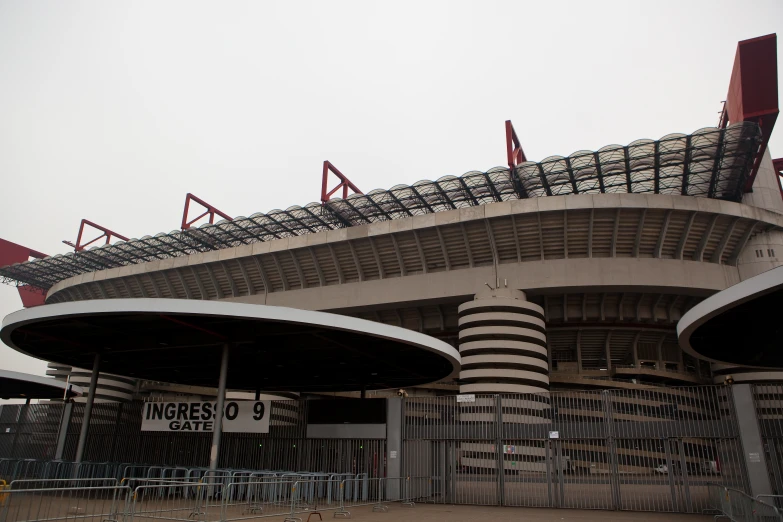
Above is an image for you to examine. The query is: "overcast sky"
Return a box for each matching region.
[1,0,782,377]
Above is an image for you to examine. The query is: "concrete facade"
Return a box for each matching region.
[38,154,783,393]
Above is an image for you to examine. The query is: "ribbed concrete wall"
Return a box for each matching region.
[47,363,136,402]
[458,289,549,394]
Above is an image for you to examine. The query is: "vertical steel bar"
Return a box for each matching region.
[209,343,230,471]
[678,440,692,512]
[545,440,553,507]
[109,403,124,461]
[556,439,564,508]
[495,394,504,506]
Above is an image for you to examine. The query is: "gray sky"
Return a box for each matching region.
[1,0,782,377]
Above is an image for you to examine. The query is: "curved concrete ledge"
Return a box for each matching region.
[459,382,551,395]
[458,312,546,330]
[459,340,549,358]
[678,265,783,367]
[458,325,547,344]
[458,299,545,317]
[461,354,550,371]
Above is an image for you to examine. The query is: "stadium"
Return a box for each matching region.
[0,33,782,517]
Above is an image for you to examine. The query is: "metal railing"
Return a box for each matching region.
[708,483,783,521]
[0,475,435,522]
[0,485,131,522]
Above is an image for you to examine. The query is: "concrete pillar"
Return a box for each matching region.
[386,398,402,498]
[75,353,100,464]
[731,384,772,497]
[458,287,549,394]
[209,343,230,472]
[54,402,73,460]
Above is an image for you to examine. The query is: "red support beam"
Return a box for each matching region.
[773,158,783,202]
[63,219,129,251]
[719,34,779,192]
[181,193,233,230]
[321,161,362,203]
[0,238,48,307]
[505,120,527,170]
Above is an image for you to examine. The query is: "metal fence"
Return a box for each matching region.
[753,384,783,509]
[0,401,386,477]
[402,386,750,513]
[0,385,768,516]
[0,403,64,461]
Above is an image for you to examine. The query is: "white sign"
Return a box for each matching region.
[141,401,270,433]
[456,394,476,403]
[389,451,397,459]
[549,431,560,439]
[749,452,761,463]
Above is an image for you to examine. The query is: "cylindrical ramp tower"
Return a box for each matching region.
[458,288,549,394]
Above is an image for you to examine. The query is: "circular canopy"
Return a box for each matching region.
[0,369,83,400]
[1,299,460,392]
[678,266,783,368]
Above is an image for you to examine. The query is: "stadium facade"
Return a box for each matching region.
[0,34,782,512]
[1,35,782,399]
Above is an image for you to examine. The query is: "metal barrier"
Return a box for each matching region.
[0,485,131,522]
[757,495,783,512]
[9,478,118,490]
[130,481,228,521]
[708,483,783,521]
[0,475,442,521]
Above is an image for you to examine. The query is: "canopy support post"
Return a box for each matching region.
[75,353,100,464]
[209,343,230,472]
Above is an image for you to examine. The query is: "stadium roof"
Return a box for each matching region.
[0,122,762,292]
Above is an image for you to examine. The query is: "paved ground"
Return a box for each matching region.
[320,503,713,521]
[1,490,715,522]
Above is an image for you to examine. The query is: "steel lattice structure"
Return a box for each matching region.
[0,122,761,291]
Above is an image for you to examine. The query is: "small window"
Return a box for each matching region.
[772,249,776,257]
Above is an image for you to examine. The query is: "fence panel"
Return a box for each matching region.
[0,403,64,461]
[402,386,750,514]
[754,383,783,508]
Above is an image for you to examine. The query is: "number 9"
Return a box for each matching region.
[253,402,265,420]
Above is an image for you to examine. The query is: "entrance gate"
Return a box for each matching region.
[402,386,749,513]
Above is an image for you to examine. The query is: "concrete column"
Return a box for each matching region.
[457,287,550,495]
[54,402,73,460]
[209,343,230,471]
[458,287,549,394]
[386,398,402,498]
[656,337,664,370]
[731,384,772,497]
[632,333,640,368]
[74,353,100,464]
